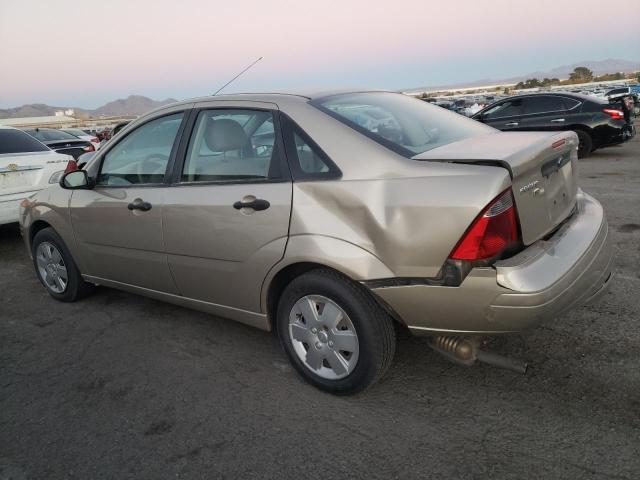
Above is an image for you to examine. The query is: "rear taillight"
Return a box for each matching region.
[603,108,625,120]
[64,160,78,173]
[450,189,520,261]
[91,137,99,143]
[83,144,95,152]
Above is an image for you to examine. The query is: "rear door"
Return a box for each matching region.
[518,95,581,131]
[477,98,523,131]
[69,110,187,293]
[162,103,292,313]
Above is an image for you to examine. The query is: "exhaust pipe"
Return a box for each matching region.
[429,335,528,375]
[476,349,528,375]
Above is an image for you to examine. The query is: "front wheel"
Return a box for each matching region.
[276,269,396,395]
[32,227,93,302]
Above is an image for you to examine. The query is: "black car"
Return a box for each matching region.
[22,128,94,160]
[472,92,634,158]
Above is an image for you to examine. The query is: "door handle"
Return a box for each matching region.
[233,198,270,211]
[505,122,519,127]
[127,198,152,211]
[550,118,565,123]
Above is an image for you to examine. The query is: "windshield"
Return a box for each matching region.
[0,129,50,154]
[312,92,494,157]
[26,129,80,141]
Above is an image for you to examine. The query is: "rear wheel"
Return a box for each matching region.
[32,227,92,302]
[575,130,593,159]
[276,268,396,395]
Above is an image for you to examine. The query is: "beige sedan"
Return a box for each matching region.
[19,91,613,394]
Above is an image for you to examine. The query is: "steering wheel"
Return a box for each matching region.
[137,154,168,183]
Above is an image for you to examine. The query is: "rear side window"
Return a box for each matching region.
[562,98,581,110]
[280,114,340,180]
[0,129,49,154]
[523,96,566,114]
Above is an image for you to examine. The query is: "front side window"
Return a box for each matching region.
[523,96,567,114]
[97,112,183,185]
[312,92,493,157]
[181,109,283,183]
[0,129,49,154]
[483,99,523,119]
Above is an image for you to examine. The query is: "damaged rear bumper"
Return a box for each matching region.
[369,191,613,334]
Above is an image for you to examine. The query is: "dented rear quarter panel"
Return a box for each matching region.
[288,164,511,279]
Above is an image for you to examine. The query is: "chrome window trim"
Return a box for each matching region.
[485,95,582,120]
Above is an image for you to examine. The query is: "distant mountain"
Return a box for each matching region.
[92,95,177,117]
[521,59,640,80]
[0,95,177,119]
[404,58,640,93]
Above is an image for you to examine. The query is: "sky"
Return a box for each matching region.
[0,0,638,109]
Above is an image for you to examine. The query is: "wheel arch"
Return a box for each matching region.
[29,219,53,248]
[262,234,400,330]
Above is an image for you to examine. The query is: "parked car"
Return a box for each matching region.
[0,126,73,225]
[61,128,101,150]
[110,121,131,138]
[22,128,95,160]
[472,92,634,158]
[19,91,613,394]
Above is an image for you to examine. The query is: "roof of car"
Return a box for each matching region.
[166,88,388,107]
[513,91,604,103]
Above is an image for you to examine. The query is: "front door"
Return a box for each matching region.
[162,107,292,313]
[70,111,186,293]
[480,98,523,131]
[518,95,580,132]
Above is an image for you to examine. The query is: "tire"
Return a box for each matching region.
[575,130,593,159]
[31,227,92,302]
[276,268,396,395]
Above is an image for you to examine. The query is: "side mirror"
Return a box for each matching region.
[60,170,93,189]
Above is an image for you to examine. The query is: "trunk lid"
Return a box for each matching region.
[413,131,579,245]
[0,151,69,195]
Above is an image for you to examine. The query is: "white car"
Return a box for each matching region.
[61,128,101,150]
[0,126,73,225]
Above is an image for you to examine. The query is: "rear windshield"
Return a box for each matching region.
[312,92,493,157]
[63,129,86,137]
[0,129,49,154]
[25,128,79,141]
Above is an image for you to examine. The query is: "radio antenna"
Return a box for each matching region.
[212,56,263,95]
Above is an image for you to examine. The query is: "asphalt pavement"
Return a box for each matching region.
[1,136,639,480]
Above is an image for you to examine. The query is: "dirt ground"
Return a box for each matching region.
[1,136,639,480]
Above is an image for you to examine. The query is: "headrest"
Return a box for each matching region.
[204,118,248,152]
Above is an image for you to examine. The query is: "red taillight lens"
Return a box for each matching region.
[82,144,95,152]
[91,137,99,143]
[64,160,78,173]
[603,108,625,120]
[450,189,519,261]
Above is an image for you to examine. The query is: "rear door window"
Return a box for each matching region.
[523,96,566,115]
[181,109,286,183]
[0,129,49,154]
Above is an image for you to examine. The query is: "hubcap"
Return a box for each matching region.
[288,295,359,380]
[36,242,68,294]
